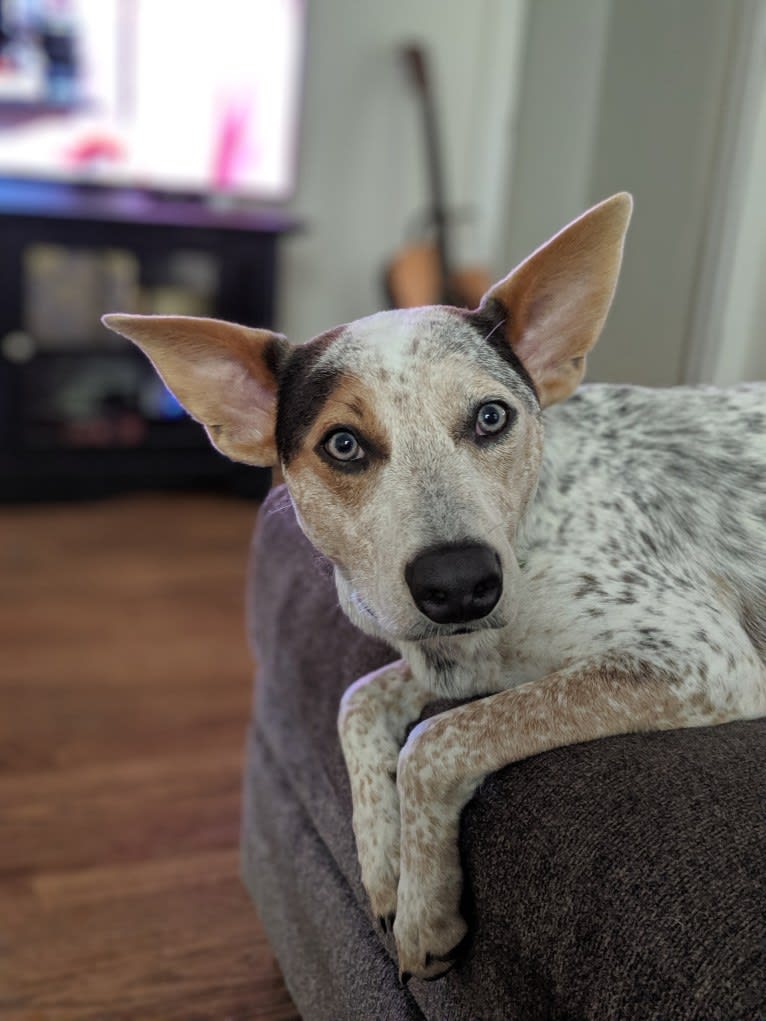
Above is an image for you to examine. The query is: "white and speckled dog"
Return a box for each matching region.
[104,193,766,983]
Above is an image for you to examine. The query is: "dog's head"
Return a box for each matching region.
[104,194,631,646]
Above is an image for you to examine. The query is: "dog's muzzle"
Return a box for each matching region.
[405,542,502,624]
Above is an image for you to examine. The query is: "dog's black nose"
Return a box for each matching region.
[405,543,502,624]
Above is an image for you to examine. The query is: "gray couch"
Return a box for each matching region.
[241,487,765,1020]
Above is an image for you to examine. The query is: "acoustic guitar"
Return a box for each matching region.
[385,45,491,310]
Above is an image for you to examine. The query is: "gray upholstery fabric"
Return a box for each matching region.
[242,487,765,1021]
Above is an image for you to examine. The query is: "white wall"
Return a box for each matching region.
[503,0,741,387]
[588,0,739,386]
[275,0,527,344]
[502,0,613,269]
[684,0,766,385]
[702,69,766,384]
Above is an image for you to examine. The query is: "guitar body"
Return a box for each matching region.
[385,242,491,309]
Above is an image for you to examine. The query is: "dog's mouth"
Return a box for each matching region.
[403,616,507,643]
[350,589,377,620]
[348,586,506,643]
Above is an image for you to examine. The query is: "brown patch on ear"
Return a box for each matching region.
[102,314,288,466]
[482,193,632,406]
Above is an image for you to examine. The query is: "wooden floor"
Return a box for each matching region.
[0,493,300,1020]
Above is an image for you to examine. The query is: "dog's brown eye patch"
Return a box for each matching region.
[310,374,390,470]
[276,351,346,466]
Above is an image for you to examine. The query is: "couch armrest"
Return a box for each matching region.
[243,487,766,1021]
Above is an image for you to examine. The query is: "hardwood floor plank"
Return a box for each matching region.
[0,494,300,1020]
[32,848,241,909]
[3,875,294,1021]
[1,749,244,874]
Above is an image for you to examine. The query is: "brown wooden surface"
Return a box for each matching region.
[0,493,300,1020]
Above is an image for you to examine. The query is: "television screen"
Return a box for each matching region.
[0,0,306,201]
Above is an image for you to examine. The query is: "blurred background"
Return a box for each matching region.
[0,0,763,501]
[0,1,764,1017]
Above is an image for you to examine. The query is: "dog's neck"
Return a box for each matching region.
[399,629,509,700]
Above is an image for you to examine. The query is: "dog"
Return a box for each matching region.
[103,193,766,983]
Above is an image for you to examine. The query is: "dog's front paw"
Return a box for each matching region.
[352,780,401,929]
[393,873,468,982]
[359,832,400,932]
[392,716,470,980]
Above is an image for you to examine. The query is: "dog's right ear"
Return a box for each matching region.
[102,314,288,466]
[480,193,632,406]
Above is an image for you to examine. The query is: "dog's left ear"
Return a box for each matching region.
[102,314,288,466]
[480,192,632,406]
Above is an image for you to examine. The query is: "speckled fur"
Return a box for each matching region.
[102,196,766,984]
[321,321,766,980]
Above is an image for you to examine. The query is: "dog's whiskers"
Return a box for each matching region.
[483,317,507,346]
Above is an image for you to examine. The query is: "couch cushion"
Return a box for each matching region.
[243,486,766,1021]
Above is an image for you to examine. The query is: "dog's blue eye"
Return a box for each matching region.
[476,401,510,437]
[324,430,363,462]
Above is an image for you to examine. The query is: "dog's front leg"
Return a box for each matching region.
[393,659,729,981]
[338,659,435,932]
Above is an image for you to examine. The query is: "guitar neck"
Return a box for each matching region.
[405,45,453,303]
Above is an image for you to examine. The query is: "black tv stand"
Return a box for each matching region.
[0,179,299,501]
